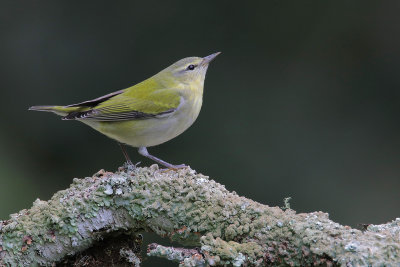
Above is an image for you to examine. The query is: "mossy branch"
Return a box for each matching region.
[0,165,399,266]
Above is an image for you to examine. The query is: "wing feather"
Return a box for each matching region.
[66,89,126,107]
[62,82,181,121]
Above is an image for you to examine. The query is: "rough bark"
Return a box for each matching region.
[0,165,399,266]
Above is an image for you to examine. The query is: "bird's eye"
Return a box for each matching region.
[187,64,195,70]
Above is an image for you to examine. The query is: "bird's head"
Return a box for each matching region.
[156,52,221,90]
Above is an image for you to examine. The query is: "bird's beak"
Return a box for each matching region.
[202,52,221,65]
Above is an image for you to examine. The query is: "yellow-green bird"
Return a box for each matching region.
[29,52,220,169]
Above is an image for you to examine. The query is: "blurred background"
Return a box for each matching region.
[1,1,399,265]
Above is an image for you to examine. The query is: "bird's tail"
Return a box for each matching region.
[28,105,78,116]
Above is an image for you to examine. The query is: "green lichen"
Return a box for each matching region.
[200,234,264,266]
[1,165,399,266]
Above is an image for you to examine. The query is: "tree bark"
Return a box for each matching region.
[0,165,399,266]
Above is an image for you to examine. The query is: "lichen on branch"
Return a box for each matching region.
[0,165,399,266]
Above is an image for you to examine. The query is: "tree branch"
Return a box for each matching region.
[0,165,399,266]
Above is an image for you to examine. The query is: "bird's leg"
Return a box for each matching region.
[138,147,186,169]
[118,142,134,166]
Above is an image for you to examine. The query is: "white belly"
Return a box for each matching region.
[83,96,203,147]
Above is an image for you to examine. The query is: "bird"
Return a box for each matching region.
[29,52,220,169]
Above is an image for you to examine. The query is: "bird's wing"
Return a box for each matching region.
[66,89,126,107]
[63,83,181,121]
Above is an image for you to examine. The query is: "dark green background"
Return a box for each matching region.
[1,1,399,265]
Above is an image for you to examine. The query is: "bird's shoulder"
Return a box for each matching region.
[97,78,182,112]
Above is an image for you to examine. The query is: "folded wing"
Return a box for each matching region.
[63,84,181,121]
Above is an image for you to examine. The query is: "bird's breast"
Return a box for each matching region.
[169,93,203,133]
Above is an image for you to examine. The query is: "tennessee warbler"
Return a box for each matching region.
[29,52,220,169]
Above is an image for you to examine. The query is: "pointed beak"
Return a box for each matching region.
[202,52,221,65]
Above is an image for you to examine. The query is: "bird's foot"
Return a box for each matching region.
[137,147,188,171]
[170,163,187,169]
[159,163,187,172]
[121,161,141,172]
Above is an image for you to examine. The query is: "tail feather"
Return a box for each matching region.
[29,105,78,116]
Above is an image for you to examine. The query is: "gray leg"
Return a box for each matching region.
[138,147,186,169]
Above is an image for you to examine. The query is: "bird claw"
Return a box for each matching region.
[159,164,187,172]
[172,164,187,169]
[121,161,141,171]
